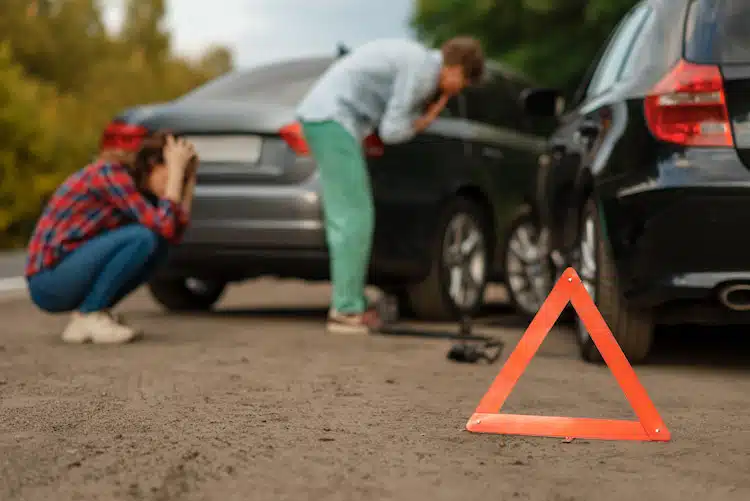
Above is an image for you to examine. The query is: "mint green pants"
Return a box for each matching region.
[300,120,374,314]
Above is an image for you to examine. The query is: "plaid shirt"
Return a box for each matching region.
[25,161,189,277]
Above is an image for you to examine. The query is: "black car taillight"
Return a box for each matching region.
[363,133,385,157]
[644,59,733,147]
[279,122,311,156]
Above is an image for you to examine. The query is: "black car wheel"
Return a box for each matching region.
[503,206,553,320]
[406,197,490,321]
[147,277,227,312]
[574,197,654,364]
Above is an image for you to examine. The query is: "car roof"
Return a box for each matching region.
[182,50,533,104]
[180,56,335,103]
[220,56,335,83]
[237,53,529,79]
[648,0,689,8]
[646,0,692,19]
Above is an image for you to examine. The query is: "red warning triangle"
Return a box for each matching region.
[466,267,670,442]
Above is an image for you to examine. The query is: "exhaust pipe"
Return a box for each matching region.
[718,284,750,311]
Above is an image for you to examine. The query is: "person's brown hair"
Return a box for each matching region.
[128,130,174,191]
[441,36,485,84]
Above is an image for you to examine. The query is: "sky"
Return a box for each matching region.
[102,0,417,69]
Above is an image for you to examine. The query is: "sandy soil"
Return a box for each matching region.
[0,280,749,501]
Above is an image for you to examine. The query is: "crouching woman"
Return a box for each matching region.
[25,131,198,344]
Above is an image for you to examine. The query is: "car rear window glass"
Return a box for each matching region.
[717,0,750,62]
[685,0,750,64]
[182,58,332,104]
[586,2,652,97]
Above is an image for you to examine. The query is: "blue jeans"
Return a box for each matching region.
[27,225,169,313]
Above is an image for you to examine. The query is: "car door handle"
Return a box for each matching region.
[481,146,504,159]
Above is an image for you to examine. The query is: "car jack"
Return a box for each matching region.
[445,314,503,364]
[376,294,503,364]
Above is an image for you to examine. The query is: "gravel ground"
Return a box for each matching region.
[0,280,749,501]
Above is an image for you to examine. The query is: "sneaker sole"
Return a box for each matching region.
[62,331,144,345]
[326,322,372,335]
[91,331,144,344]
[61,334,90,344]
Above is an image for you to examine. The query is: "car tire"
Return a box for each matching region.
[379,287,417,319]
[502,205,554,320]
[575,197,654,364]
[147,277,227,312]
[406,196,490,321]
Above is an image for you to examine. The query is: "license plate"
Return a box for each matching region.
[184,135,263,164]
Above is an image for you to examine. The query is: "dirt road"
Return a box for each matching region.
[1,280,749,501]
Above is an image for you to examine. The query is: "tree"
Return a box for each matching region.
[412,0,638,94]
[0,42,84,246]
[198,45,234,77]
[0,0,112,92]
[120,0,170,63]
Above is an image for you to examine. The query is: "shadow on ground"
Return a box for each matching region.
[481,304,750,370]
[143,300,750,369]
[648,325,750,369]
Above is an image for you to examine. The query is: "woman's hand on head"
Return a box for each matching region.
[186,156,199,179]
[162,135,196,203]
[164,135,197,173]
[414,93,451,133]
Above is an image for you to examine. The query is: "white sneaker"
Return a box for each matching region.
[61,312,141,344]
[326,308,382,335]
[106,311,143,336]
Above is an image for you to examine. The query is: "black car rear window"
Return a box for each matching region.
[685,0,750,64]
[181,58,333,104]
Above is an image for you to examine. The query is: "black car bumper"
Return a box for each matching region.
[153,244,331,282]
[600,148,750,320]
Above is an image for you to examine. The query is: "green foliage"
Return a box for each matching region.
[0,0,235,248]
[412,0,638,93]
[0,42,79,246]
[121,0,171,63]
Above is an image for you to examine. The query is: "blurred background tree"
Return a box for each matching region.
[0,0,234,248]
[412,0,638,95]
[198,46,234,77]
[121,0,170,63]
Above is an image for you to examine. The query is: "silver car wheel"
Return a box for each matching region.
[442,213,487,312]
[185,278,216,296]
[505,221,550,315]
[576,215,597,342]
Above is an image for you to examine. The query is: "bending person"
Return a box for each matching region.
[297,36,485,335]
[25,131,198,344]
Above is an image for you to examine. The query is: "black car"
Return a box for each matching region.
[521,0,750,363]
[101,51,551,321]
